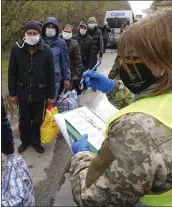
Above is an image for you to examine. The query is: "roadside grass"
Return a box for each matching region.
[2,58,9,81]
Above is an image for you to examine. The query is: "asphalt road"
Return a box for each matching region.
[2,49,117,206]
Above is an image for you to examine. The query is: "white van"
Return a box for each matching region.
[134,11,147,21]
[104,10,134,48]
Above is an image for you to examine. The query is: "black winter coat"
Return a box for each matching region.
[8,40,55,103]
[65,38,82,80]
[1,97,14,155]
[87,27,104,58]
[72,32,93,69]
[99,25,111,40]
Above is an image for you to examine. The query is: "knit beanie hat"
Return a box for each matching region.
[24,20,42,33]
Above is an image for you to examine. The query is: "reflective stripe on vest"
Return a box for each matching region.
[105,93,172,206]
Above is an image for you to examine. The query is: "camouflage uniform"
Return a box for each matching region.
[108,56,120,80]
[108,56,134,109]
[70,90,172,206]
[106,80,133,109]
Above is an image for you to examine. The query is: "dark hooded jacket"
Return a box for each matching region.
[87,26,104,58]
[42,17,71,83]
[8,39,55,102]
[72,32,93,69]
[99,25,111,40]
[60,34,82,81]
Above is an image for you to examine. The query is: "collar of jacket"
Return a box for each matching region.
[79,32,87,38]
[43,36,57,46]
[60,34,71,45]
[24,39,44,51]
[133,83,160,102]
[88,26,98,33]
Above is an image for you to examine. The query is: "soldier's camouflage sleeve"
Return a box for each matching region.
[108,56,120,79]
[70,113,171,206]
[106,80,134,109]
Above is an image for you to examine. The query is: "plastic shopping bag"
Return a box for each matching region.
[56,89,78,113]
[2,154,35,207]
[41,105,59,144]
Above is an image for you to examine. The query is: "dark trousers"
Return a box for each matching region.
[90,56,98,69]
[103,38,108,52]
[18,99,46,146]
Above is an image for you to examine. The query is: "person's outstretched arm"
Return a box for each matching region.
[70,114,164,206]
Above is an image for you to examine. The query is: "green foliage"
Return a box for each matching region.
[2,0,131,51]
[2,58,9,81]
[151,0,172,10]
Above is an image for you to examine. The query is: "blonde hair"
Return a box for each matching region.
[118,9,172,95]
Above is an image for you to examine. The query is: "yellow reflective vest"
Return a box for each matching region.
[105,93,172,206]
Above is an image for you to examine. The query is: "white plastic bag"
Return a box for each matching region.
[2,154,35,207]
[56,89,78,112]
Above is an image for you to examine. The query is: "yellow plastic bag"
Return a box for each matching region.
[41,107,59,144]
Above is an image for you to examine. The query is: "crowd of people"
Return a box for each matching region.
[2,8,172,207]
[4,16,111,154]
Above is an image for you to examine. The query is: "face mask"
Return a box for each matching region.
[46,28,56,37]
[80,29,87,36]
[62,31,72,40]
[25,33,40,45]
[88,23,96,29]
[119,58,157,94]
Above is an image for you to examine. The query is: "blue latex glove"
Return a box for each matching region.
[82,71,115,94]
[72,134,90,154]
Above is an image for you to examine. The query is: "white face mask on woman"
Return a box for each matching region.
[46,28,56,37]
[25,33,40,45]
[80,29,87,36]
[62,31,72,40]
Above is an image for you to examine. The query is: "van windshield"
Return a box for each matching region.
[107,17,128,28]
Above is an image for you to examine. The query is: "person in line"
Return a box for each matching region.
[87,17,104,68]
[70,9,172,206]
[42,17,71,103]
[120,20,130,33]
[61,24,82,95]
[1,97,14,156]
[8,21,55,153]
[72,21,93,72]
[99,21,111,53]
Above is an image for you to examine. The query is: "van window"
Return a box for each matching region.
[107,18,128,28]
[135,15,143,20]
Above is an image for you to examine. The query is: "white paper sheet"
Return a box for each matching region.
[63,107,106,150]
[53,114,72,151]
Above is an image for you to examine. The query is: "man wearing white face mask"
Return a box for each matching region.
[60,24,82,95]
[87,17,104,68]
[42,17,71,104]
[73,21,93,72]
[8,21,55,154]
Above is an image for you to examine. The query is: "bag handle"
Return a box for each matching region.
[46,109,54,122]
